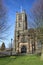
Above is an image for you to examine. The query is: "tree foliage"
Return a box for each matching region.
[1,42,5,51]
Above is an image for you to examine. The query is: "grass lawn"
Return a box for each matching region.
[0,55,43,65]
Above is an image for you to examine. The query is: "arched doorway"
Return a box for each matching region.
[21,46,27,53]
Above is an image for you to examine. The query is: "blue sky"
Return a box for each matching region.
[0,0,36,47]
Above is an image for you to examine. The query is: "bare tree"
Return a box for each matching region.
[0,0,10,40]
[30,0,43,28]
[30,0,43,42]
[30,0,43,58]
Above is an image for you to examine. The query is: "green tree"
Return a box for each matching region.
[1,42,5,51]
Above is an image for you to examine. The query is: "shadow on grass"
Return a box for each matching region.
[0,56,16,65]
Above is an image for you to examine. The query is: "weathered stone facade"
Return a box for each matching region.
[13,11,41,54]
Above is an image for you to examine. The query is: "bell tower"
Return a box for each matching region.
[14,10,28,53]
[16,11,27,31]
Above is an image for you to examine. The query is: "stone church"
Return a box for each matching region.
[13,10,41,54]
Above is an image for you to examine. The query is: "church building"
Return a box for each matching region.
[13,10,41,54]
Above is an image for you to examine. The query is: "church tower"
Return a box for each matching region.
[16,11,27,31]
[14,10,28,53]
[13,10,41,54]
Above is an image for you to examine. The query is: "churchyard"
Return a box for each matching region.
[0,55,43,65]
